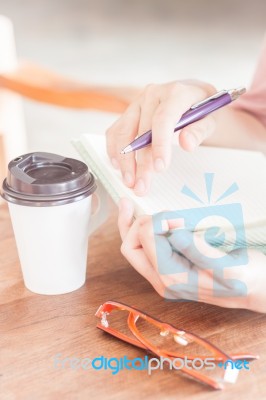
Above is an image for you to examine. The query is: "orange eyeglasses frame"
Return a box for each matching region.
[95,300,258,390]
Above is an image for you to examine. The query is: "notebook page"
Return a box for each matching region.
[80,133,266,229]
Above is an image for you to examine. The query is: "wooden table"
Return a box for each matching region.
[1,202,266,400]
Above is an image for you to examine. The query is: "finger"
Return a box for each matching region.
[121,215,196,298]
[120,214,151,252]
[137,217,192,275]
[159,255,240,303]
[138,219,199,301]
[120,215,164,293]
[122,246,164,294]
[137,225,223,302]
[151,83,205,170]
[106,118,124,168]
[168,230,225,269]
[179,115,216,152]
[117,198,135,240]
[168,231,247,300]
[116,102,141,187]
[134,88,159,196]
[134,148,153,196]
[151,98,179,170]
[162,267,201,302]
[106,101,140,187]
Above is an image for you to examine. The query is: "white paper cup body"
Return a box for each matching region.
[8,196,92,295]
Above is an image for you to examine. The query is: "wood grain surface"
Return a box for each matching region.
[1,201,266,400]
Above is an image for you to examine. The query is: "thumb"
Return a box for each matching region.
[179,115,216,151]
[118,198,135,240]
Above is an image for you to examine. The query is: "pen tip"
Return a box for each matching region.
[120,145,133,154]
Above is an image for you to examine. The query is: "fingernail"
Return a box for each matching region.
[154,158,165,172]
[186,133,198,150]
[123,172,134,187]
[111,158,119,169]
[134,179,146,195]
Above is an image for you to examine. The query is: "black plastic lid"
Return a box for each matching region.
[1,152,97,206]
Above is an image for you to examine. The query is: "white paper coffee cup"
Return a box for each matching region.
[1,152,100,295]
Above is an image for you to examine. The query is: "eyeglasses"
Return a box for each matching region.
[95,301,258,390]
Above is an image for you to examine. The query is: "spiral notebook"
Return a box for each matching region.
[73,134,266,251]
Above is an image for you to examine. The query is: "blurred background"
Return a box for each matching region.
[0,0,265,157]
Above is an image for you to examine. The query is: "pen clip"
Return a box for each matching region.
[190,90,228,109]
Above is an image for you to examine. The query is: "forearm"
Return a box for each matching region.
[203,104,266,153]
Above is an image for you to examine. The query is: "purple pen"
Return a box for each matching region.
[120,87,246,154]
